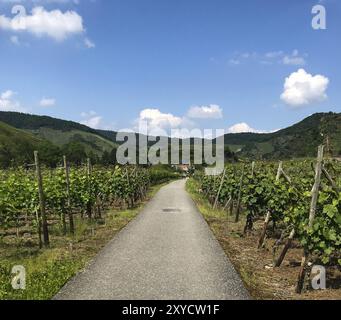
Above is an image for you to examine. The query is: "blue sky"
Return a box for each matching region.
[0,0,340,135]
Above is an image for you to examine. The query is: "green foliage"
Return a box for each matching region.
[0,121,47,168]
[0,164,177,231]
[149,165,180,185]
[196,159,341,266]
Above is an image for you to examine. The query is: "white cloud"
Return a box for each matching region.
[0,90,25,112]
[280,68,329,107]
[1,90,14,100]
[0,6,84,41]
[81,111,103,129]
[133,108,199,137]
[84,37,95,49]
[39,97,55,107]
[228,123,261,134]
[227,122,278,134]
[80,111,117,130]
[139,108,183,129]
[187,104,223,119]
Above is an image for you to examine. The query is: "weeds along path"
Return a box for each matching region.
[55,179,250,300]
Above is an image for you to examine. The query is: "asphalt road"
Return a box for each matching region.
[55,179,250,300]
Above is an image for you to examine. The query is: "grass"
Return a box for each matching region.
[186,178,341,300]
[0,182,167,300]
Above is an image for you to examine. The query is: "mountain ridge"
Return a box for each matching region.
[0,111,340,167]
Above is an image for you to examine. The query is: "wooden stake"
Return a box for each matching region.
[61,209,67,235]
[296,250,309,293]
[322,167,340,193]
[275,228,295,267]
[223,196,232,211]
[235,165,245,223]
[34,151,49,247]
[86,158,92,219]
[296,145,324,294]
[258,211,271,248]
[308,145,324,228]
[258,161,284,248]
[251,161,255,177]
[281,169,292,184]
[35,210,42,249]
[64,156,74,234]
[276,161,283,181]
[213,168,226,209]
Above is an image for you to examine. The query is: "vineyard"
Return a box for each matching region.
[0,146,340,299]
[194,146,341,294]
[0,154,179,299]
[0,155,179,246]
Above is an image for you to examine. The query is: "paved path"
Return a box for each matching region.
[55,180,250,300]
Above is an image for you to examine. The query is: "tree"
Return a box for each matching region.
[38,142,62,167]
[61,142,87,165]
[101,150,111,165]
[88,151,100,165]
[110,147,117,165]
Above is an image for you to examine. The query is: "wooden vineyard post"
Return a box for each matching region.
[64,156,74,234]
[308,145,324,228]
[296,145,324,294]
[34,151,49,247]
[228,166,237,215]
[322,167,340,193]
[229,194,234,215]
[35,209,42,249]
[223,196,232,211]
[258,211,271,248]
[258,161,282,248]
[87,158,93,219]
[60,161,67,235]
[276,161,283,181]
[275,229,295,267]
[213,168,226,210]
[251,161,255,177]
[296,250,309,294]
[235,165,245,223]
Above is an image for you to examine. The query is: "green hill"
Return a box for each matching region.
[0,121,49,167]
[223,112,341,159]
[0,111,340,166]
[0,112,117,157]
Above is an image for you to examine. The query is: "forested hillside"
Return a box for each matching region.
[223,112,341,159]
[0,111,340,168]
